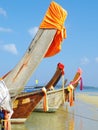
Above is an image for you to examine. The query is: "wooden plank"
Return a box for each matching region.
[10,63,64,123]
[3,29,56,97]
[34,89,65,112]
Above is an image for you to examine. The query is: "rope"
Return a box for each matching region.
[62,75,65,104]
[66,110,98,122]
[57,104,98,122]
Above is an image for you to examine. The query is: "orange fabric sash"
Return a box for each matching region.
[1,111,11,130]
[42,87,48,111]
[40,1,68,57]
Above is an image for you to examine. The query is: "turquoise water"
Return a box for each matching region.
[76,86,98,92]
[24,85,98,93]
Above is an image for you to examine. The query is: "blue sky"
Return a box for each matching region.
[0,0,98,87]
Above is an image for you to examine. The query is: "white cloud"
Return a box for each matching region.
[0,27,13,32]
[0,8,7,17]
[95,57,98,63]
[80,57,90,65]
[28,26,38,37]
[2,44,18,55]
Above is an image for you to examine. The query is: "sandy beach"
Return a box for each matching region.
[73,92,98,130]
[76,92,98,107]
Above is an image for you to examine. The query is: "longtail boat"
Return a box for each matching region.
[3,1,67,99]
[11,67,82,124]
[0,1,68,126]
[34,68,83,112]
[11,63,65,124]
[0,0,68,109]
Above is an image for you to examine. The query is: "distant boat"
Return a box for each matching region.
[11,63,65,124]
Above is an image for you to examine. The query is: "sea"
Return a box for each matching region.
[1,86,98,130]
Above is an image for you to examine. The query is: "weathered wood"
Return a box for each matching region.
[34,68,82,112]
[10,68,82,124]
[34,88,66,112]
[3,29,56,97]
[10,63,64,123]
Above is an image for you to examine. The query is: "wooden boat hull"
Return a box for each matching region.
[3,1,67,99]
[34,88,67,112]
[0,1,68,126]
[11,91,44,123]
[11,88,68,123]
[34,68,83,112]
[11,63,65,123]
[3,29,56,98]
[10,67,82,123]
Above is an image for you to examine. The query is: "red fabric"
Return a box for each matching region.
[58,63,64,70]
[58,63,65,75]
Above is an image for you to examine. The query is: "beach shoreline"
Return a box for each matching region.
[76,92,98,107]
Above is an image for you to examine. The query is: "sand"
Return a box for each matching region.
[76,92,98,107]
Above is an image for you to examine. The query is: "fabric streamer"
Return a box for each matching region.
[40,1,68,57]
[79,77,83,90]
[70,68,83,90]
[3,111,11,130]
[68,85,74,106]
[42,87,48,112]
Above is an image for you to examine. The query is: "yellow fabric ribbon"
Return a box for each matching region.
[67,84,74,106]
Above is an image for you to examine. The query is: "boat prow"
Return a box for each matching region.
[11,62,65,123]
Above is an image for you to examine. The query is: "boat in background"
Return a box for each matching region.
[34,68,83,112]
[11,67,83,124]
[11,63,65,124]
